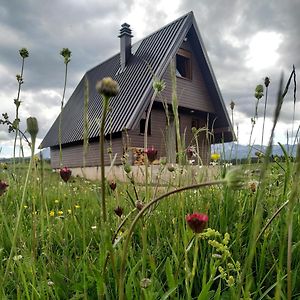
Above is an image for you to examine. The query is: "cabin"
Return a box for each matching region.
[41,11,233,170]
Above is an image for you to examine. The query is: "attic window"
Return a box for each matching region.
[176,49,192,80]
[139,117,151,135]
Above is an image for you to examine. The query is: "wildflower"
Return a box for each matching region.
[58,210,63,216]
[74,204,80,209]
[248,180,259,193]
[49,210,55,217]
[144,146,158,163]
[109,180,117,191]
[135,200,144,211]
[96,77,119,98]
[211,153,220,161]
[67,209,72,214]
[186,212,208,233]
[60,167,72,182]
[140,278,152,289]
[91,225,97,230]
[13,254,23,261]
[114,206,123,217]
[47,280,55,286]
[54,199,59,204]
[0,180,8,196]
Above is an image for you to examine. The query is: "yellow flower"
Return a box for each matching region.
[54,199,59,204]
[24,205,28,209]
[58,210,63,216]
[49,210,55,217]
[67,209,72,214]
[211,153,220,161]
[74,204,80,209]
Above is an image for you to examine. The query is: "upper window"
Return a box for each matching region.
[176,49,192,80]
[139,117,151,135]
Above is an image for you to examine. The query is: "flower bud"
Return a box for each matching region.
[96,77,119,98]
[123,163,132,174]
[211,153,220,161]
[254,84,264,100]
[26,117,39,142]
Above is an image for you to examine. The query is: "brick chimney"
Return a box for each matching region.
[118,23,133,70]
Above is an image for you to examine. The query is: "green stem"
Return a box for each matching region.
[13,57,25,171]
[100,96,109,223]
[118,179,225,300]
[4,139,35,282]
[58,62,69,167]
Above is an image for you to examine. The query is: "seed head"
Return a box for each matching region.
[60,48,71,64]
[186,212,208,233]
[19,48,29,59]
[225,168,245,190]
[152,79,166,93]
[60,167,72,183]
[254,84,264,100]
[135,200,144,211]
[96,77,119,98]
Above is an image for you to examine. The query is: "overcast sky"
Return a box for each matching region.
[0,0,299,158]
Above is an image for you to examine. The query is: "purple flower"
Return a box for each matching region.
[0,180,8,196]
[144,146,157,163]
[60,167,72,183]
[186,212,208,233]
[109,180,117,191]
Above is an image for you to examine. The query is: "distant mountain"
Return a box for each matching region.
[212,143,297,160]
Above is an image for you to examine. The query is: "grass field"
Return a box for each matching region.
[0,153,299,299]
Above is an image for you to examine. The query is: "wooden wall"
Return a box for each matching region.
[159,39,215,113]
[50,138,124,169]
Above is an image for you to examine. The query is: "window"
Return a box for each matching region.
[139,117,151,135]
[176,49,192,80]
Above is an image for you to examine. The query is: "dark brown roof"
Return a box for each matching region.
[41,11,233,148]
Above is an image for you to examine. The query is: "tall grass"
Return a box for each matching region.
[0,49,299,299]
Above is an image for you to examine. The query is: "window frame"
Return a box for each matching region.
[176,48,192,80]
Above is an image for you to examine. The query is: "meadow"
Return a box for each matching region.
[0,48,299,299]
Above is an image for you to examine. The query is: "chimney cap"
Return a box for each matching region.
[119,23,133,37]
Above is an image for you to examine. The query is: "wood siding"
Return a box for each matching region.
[159,39,215,113]
[50,138,124,169]
[128,107,210,164]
